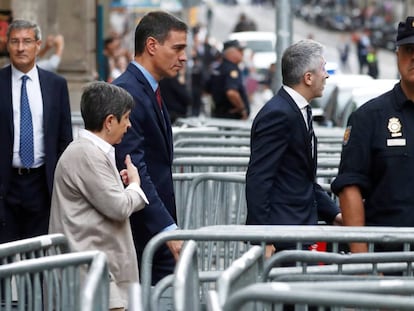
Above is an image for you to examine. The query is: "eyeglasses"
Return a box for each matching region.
[8,39,37,47]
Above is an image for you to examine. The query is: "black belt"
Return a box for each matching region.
[13,166,44,175]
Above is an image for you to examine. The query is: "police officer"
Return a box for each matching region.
[209,39,250,120]
[331,16,414,253]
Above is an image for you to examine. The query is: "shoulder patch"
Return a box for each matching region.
[343,126,352,145]
[230,70,239,79]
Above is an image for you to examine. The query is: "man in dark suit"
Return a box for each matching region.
[113,11,187,284]
[0,20,73,243]
[246,39,342,258]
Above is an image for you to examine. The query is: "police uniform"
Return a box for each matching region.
[331,83,414,227]
[210,42,250,119]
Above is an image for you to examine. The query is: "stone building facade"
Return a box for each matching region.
[0,0,112,112]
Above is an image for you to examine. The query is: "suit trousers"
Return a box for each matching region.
[0,166,50,243]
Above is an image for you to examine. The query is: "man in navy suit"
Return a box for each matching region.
[0,20,72,243]
[246,39,342,258]
[113,11,187,284]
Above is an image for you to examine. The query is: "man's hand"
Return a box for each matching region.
[333,213,343,226]
[166,240,183,261]
[349,242,369,253]
[265,244,276,259]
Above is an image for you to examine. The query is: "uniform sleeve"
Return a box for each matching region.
[224,67,242,91]
[331,110,373,197]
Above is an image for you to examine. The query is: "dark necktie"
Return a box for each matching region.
[155,86,162,110]
[306,105,314,155]
[19,75,34,168]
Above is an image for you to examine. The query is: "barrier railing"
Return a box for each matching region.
[0,250,108,311]
[141,225,414,311]
[0,234,69,265]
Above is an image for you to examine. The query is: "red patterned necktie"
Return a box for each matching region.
[155,86,162,110]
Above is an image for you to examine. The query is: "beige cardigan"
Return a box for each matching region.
[49,138,146,308]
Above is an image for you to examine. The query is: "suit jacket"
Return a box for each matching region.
[246,87,339,230]
[113,63,176,250]
[49,137,145,308]
[0,65,72,221]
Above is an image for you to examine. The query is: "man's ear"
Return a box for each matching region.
[303,71,313,86]
[35,40,42,55]
[146,37,157,56]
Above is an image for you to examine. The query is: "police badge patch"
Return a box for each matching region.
[343,126,351,145]
[387,117,402,137]
[230,70,238,79]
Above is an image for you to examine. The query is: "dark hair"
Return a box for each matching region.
[7,19,41,41]
[81,81,135,131]
[104,37,115,48]
[134,11,187,56]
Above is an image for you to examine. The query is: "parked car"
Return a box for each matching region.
[311,74,374,127]
[339,79,399,127]
[228,31,276,80]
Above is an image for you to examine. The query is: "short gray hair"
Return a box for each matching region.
[7,19,42,41]
[282,39,324,87]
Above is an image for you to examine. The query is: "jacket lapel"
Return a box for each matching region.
[280,88,315,178]
[1,66,14,142]
[133,66,173,162]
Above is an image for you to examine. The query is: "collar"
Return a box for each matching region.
[78,129,113,155]
[11,65,38,82]
[131,60,158,92]
[283,85,309,110]
[394,82,414,110]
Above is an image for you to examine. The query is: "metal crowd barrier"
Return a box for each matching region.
[173,240,200,311]
[156,171,247,309]
[213,282,414,311]
[174,147,250,158]
[172,157,249,174]
[173,128,251,141]
[128,282,143,311]
[214,246,263,309]
[208,249,414,311]
[172,156,338,189]
[182,172,246,229]
[71,111,84,139]
[0,250,108,311]
[0,234,70,265]
[141,225,414,311]
[173,138,342,152]
[174,137,251,148]
[265,250,414,281]
[173,172,246,227]
[174,117,252,131]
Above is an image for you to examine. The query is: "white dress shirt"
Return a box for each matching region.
[11,65,45,168]
[283,85,314,155]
